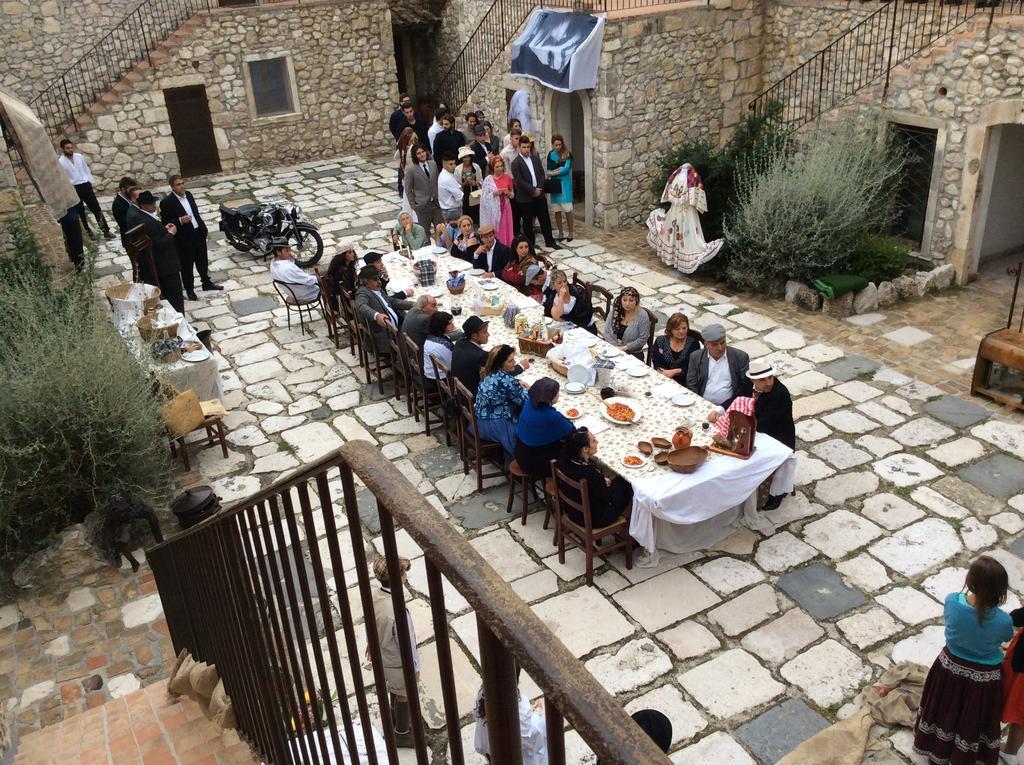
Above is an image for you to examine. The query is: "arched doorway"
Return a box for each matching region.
[544,89,593,226]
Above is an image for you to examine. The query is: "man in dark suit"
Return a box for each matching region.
[160,174,221,301]
[354,266,413,355]
[511,134,557,250]
[685,323,751,411]
[471,224,511,276]
[451,316,491,394]
[405,144,443,232]
[111,176,137,238]
[126,191,186,313]
[747,360,797,511]
[432,114,465,165]
[391,100,429,147]
[388,94,412,140]
[469,124,492,177]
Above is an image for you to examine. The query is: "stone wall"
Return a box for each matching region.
[64,0,399,189]
[761,0,874,84]
[1,0,141,103]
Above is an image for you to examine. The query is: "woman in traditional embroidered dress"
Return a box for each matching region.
[913,556,1013,765]
[646,163,723,274]
[480,155,514,245]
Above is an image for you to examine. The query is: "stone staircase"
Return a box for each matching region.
[11,678,257,765]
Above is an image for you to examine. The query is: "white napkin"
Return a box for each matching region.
[652,381,682,399]
[574,415,608,434]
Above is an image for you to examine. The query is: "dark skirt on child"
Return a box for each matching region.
[913,647,1003,765]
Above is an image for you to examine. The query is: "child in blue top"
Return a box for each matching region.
[914,556,1012,765]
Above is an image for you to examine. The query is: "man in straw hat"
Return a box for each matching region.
[368,555,420,748]
[747,359,796,510]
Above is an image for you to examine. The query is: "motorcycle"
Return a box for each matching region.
[218,200,324,268]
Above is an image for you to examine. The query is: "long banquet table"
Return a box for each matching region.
[384,248,793,554]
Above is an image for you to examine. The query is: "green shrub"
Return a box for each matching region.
[723,124,906,292]
[844,235,911,283]
[0,213,171,565]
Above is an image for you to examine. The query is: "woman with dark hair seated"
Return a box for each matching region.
[500,235,535,291]
[653,311,701,382]
[422,311,455,381]
[514,377,573,477]
[474,344,528,468]
[323,242,359,311]
[602,286,651,359]
[556,428,633,528]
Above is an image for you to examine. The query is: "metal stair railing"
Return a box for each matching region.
[29,0,212,138]
[750,0,1024,128]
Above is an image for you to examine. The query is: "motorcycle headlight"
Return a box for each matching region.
[259,211,274,227]
[291,205,301,219]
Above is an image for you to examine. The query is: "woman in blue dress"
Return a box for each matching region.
[546,135,574,242]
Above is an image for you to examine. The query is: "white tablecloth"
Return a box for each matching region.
[628,432,791,553]
[384,251,793,553]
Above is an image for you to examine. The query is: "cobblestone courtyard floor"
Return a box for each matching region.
[5,155,1024,763]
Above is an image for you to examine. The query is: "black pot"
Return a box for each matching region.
[171,485,221,529]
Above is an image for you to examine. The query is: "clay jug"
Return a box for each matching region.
[672,427,692,449]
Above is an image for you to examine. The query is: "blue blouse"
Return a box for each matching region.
[944,592,1013,665]
[475,372,528,421]
[516,402,574,447]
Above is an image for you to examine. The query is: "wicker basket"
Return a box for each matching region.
[137,315,179,342]
[446,282,466,295]
[105,283,161,313]
[548,347,595,377]
[517,334,554,357]
[155,348,182,364]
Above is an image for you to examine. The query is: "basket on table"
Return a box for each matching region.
[478,300,506,317]
[446,281,465,295]
[105,283,161,313]
[413,259,437,287]
[137,315,179,342]
[517,334,553,357]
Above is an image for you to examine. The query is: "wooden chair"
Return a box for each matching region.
[572,272,612,321]
[404,335,449,441]
[316,269,343,350]
[337,289,362,359]
[386,323,413,415]
[124,224,156,284]
[274,280,322,334]
[452,379,504,491]
[506,460,552,527]
[642,307,659,366]
[550,459,634,587]
[169,415,229,473]
[972,259,1024,412]
[428,352,461,448]
[355,313,391,395]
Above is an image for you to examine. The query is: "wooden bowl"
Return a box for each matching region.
[651,437,672,449]
[666,446,708,474]
[637,441,654,455]
[653,451,671,465]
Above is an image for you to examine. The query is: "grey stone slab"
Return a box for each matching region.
[360,383,397,402]
[310,405,334,420]
[94,263,122,277]
[447,484,511,529]
[776,563,866,620]
[334,224,380,238]
[736,699,830,765]
[234,296,278,316]
[959,454,1024,499]
[817,354,881,383]
[1008,537,1024,561]
[921,394,990,429]
[411,446,465,479]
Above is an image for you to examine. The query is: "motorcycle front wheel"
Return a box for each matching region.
[289,226,324,268]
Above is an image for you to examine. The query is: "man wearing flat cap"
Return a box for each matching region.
[125,190,186,313]
[363,251,411,300]
[355,265,412,354]
[747,359,796,510]
[685,323,751,412]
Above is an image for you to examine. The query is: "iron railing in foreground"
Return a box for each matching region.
[750,0,1024,128]
[147,440,672,764]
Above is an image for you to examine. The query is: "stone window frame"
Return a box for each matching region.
[881,110,946,263]
[242,52,302,125]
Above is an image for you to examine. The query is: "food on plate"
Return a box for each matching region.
[184,341,203,352]
[605,402,636,423]
[566,408,580,418]
[622,455,644,466]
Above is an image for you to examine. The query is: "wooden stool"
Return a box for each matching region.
[506,460,544,525]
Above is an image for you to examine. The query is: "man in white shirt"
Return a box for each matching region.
[437,153,464,222]
[427,106,446,155]
[57,139,113,239]
[269,240,320,302]
[685,324,752,414]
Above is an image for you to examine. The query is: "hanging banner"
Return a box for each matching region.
[511,9,606,93]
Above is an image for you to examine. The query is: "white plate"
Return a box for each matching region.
[182,348,211,363]
[448,261,472,272]
[479,280,500,291]
[566,364,590,385]
[573,335,597,348]
[621,454,648,469]
[430,245,448,254]
[564,382,586,394]
[468,268,485,276]
[626,366,650,378]
[672,393,696,407]
[426,286,445,297]
[562,406,584,419]
[600,396,642,425]
[601,348,622,358]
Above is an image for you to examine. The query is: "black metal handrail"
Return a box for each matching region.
[751,0,1024,127]
[28,0,212,138]
[147,441,673,764]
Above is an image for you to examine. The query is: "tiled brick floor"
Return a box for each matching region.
[12,679,257,765]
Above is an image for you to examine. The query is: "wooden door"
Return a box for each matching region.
[164,85,221,177]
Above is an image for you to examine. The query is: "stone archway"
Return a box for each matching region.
[952,98,1024,284]
[542,88,594,226]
